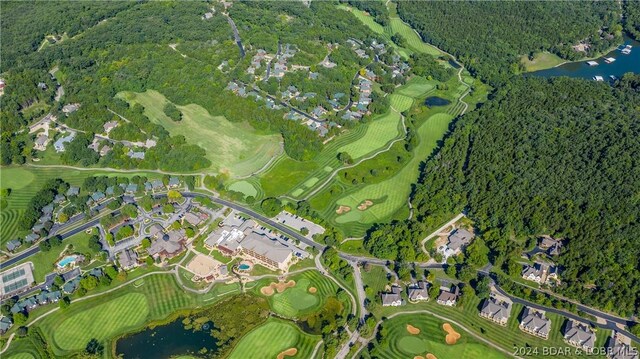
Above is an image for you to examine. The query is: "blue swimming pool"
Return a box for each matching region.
[239,264,250,270]
[57,256,77,268]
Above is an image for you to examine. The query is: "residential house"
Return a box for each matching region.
[34,133,49,151]
[125,183,138,194]
[150,179,164,191]
[103,121,119,134]
[606,332,639,359]
[480,296,512,325]
[62,103,80,114]
[54,132,76,152]
[407,281,430,302]
[381,286,404,307]
[99,145,112,156]
[168,177,180,188]
[63,277,81,293]
[522,263,547,283]
[563,320,596,353]
[183,212,206,227]
[118,249,139,270]
[0,317,12,335]
[127,150,145,160]
[53,194,65,204]
[91,191,106,203]
[66,186,80,197]
[24,233,40,244]
[519,307,552,339]
[436,285,460,306]
[6,239,21,252]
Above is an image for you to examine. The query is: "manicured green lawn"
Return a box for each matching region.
[388,17,443,56]
[259,270,340,318]
[53,293,149,351]
[39,274,197,356]
[117,90,283,177]
[520,52,565,72]
[260,157,319,197]
[390,94,414,112]
[338,110,402,159]
[397,76,436,98]
[333,113,453,227]
[373,313,507,359]
[227,180,258,197]
[227,318,320,359]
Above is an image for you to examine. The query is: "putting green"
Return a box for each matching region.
[228,318,319,359]
[269,278,320,317]
[291,188,304,197]
[53,293,149,350]
[398,336,428,354]
[228,180,258,197]
[323,166,333,172]
[397,77,435,98]
[117,90,282,177]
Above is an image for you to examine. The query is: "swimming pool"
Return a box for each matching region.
[238,264,250,270]
[57,255,77,268]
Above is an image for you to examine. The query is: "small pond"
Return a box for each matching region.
[116,319,218,359]
[424,96,451,107]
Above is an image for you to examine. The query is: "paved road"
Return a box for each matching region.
[0,207,116,270]
[487,276,640,343]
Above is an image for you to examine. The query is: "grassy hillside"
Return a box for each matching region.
[117,90,283,178]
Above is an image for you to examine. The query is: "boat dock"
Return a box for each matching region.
[604,57,616,64]
[593,76,604,81]
[587,61,599,66]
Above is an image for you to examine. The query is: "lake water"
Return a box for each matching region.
[425,96,451,107]
[530,35,640,80]
[116,319,218,359]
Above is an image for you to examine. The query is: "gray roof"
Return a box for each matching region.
[149,223,165,238]
[447,228,474,251]
[118,249,138,269]
[125,183,137,193]
[42,204,54,215]
[168,177,180,186]
[607,335,639,359]
[437,285,459,303]
[522,263,546,279]
[564,321,596,349]
[6,239,21,251]
[25,233,40,243]
[520,307,551,337]
[241,232,292,264]
[480,297,512,322]
[381,286,403,305]
[67,186,80,196]
[407,281,429,301]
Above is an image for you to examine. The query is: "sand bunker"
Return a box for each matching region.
[406,324,421,335]
[261,280,296,296]
[277,348,298,359]
[414,354,437,359]
[426,354,438,359]
[414,357,424,359]
[357,200,374,211]
[260,285,274,296]
[336,205,351,214]
[308,287,317,294]
[443,323,461,345]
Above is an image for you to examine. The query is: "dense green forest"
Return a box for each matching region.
[626,0,640,40]
[396,1,623,85]
[406,75,640,315]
